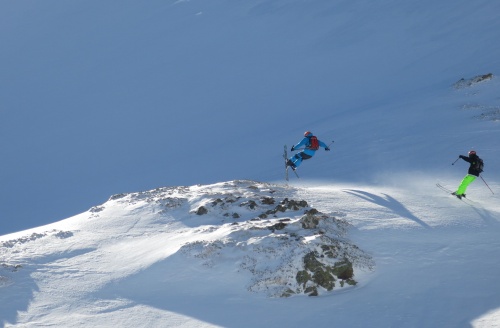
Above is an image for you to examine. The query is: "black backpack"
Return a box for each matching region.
[476,157,484,173]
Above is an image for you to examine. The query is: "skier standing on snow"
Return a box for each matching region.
[286,131,330,170]
[452,150,484,199]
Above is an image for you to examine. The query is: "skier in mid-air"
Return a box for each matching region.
[452,150,484,199]
[286,131,330,170]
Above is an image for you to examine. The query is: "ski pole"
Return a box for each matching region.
[480,175,495,195]
[452,157,460,165]
[325,140,335,152]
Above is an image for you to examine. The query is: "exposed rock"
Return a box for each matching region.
[280,288,296,298]
[312,268,335,291]
[304,286,318,296]
[240,200,258,209]
[211,198,224,207]
[195,206,208,215]
[109,193,127,200]
[261,197,275,205]
[333,259,354,280]
[267,222,287,232]
[321,244,339,258]
[473,107,500,121]
[1,263,22,272]
[454,73,493,89]
[297,251,357,296]
[304,208,320,215]
[304,251,323,272]
[166,181,373,297]
[89,205,105,213]
[1,230,73,248]
[296,270,311,287]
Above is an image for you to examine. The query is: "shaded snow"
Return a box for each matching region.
[2,0,500,327]
[1,178,500,327]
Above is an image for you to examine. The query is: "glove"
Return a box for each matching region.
[291,146,295,151]
[325,147,330,151]
[459,155,465,159]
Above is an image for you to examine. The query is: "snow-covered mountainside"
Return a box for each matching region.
[0,181,372,301]
[2,0,500,327]
[2,0,500,235]
[2,177,500,327]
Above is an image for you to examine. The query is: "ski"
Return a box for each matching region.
[436,183,475,205]
[284,145,289,181]
[283,145,299,181]
[436,183,453,194]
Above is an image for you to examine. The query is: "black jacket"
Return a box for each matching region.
[459,154,482,177]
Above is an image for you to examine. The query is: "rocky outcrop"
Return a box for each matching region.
[453,73,493,89]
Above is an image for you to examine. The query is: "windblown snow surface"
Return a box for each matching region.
[2,0,500,327]
[1,173,500,327]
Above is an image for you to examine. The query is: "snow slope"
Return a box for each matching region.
[1,178,500,327]
[2,0,500,327]
[2,0,500,234]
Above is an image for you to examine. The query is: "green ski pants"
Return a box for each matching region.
[456,174,476,195]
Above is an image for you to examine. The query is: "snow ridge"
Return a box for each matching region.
[1,180,373,301]
[110,180,374,297]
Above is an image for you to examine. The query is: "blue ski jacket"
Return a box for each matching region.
[293,136,328,157]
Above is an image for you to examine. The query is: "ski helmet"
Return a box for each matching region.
[469,150,477,156]
[304,131,313,137]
